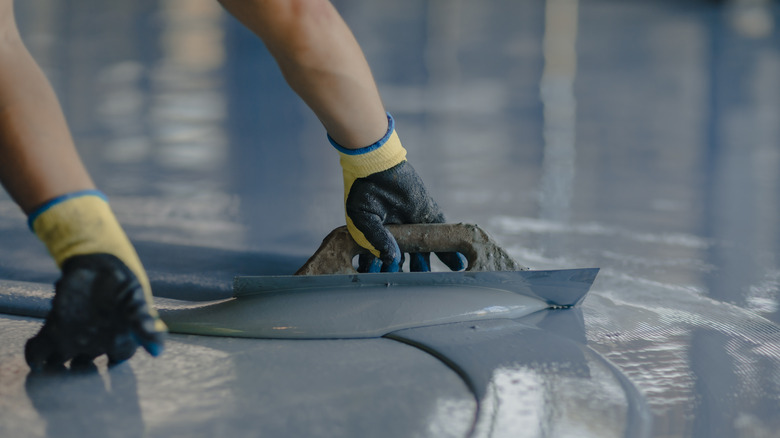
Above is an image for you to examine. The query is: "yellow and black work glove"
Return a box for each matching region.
[332,113,466,273]
[25,190,166,370]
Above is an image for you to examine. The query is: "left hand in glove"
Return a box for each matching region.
[25,191,166,370]
[331,113,466,273]
[25,253,165,370]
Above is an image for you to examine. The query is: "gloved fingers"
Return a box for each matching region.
[107,332,139,365]
[350,213,402,272]
[112,269,166,358]
[123,291,165,357]
[357,252,407,273]
[130,316,166,358]
[409,252,467,272]
[359,249,465,273]
[25,329,66,371]
[435,251,467,271]
[409,253,431,272]
[25,332,54,371]
[107,345,137,365]
[357,251,403,273]
[357,254,383,273]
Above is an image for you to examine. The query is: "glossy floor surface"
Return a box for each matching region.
[2,1,780,437]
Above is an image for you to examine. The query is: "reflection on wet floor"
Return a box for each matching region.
[2,0,780,437]
[539,0,579,227]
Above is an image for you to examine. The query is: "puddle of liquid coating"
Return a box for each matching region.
[390,316,647,438]
[5,1,780,437]
[473,362,630,438]
[0,314,478,438]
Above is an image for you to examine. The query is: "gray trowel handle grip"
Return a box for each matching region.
[294,223,523,275]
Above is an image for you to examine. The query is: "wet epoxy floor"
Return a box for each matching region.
[2,0,780,437]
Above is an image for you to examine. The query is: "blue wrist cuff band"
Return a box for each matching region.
[27,190,109,231]
[328,113,395,155]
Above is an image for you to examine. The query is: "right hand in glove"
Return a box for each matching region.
[332,113,466,273]
[25,191,166,370]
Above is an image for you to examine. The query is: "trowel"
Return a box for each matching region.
[235,223,598,308]
[156,223,596,339]
[156,224,598,338]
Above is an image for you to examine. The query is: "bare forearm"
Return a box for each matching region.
[218,0,388,149]
[0,10,94,214]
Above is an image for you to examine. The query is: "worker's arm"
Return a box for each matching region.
[0,0,165,370]
[217,0,387,150]
[219,0,464,271]
[0,0,93,212]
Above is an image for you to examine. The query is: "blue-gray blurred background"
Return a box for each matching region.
[2,1,780,436]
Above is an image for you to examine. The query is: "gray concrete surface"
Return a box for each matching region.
[1,0,780,437]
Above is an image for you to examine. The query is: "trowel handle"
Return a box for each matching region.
[294,223,523,275]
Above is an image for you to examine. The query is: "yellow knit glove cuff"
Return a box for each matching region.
[330,114,407,257]
[29,192,158,318]
[337,129,407,196]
